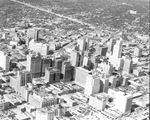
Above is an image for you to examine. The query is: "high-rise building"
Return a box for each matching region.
[109,76,117,88]
[41,44,49,56]
[79,51,84,66]
[77,37,89,51]
[108,89,133,113]
[70,50,80,67]
[17,71,32,85]
[83,56,89,67]
[74,67,92,88]
[55,59,63,71]
[89,93,108,111]
[109,56,124,71]
[61,61,74,82]
[36,108,54,120]
[34,29,40,41]
[100,77,109,93]
[45,67,60,83]
[112,39,123,58]
[0,51,10,72]
[9,71,32,92]
[108,39,116,52]
[26,54,42,78]
[84,75,101,95]
[122,76,129,86]
[95,45,108,56]
[123,58,132,74]
[20,86,31,102]
[90,55,101,69]
[26,28,40,41]
[27,28,35,39]
[115,92,133,114]
[41,57,52,76]
[100,62,114,74]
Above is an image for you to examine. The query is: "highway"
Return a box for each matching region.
[10,0,96,29]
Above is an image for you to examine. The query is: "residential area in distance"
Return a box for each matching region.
[0,0,149,120]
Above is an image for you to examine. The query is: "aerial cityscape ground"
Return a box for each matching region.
[0,0,149,120]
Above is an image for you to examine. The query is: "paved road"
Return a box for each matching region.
[10,0,96,29]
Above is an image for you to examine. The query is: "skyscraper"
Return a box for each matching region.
[109,76,117,88]
[70,50,80,67]
[26,54,42,78]
[0,51,10,72]
[17,71,32,86]
[95,45,108,56]
[61,61,74,82]
[41,57,52,76]
[55,58,63,71]
[123,58,133,74]
[45,67,60,83]
[77,37,89,52]
[41,44,49,56]
[34,29,40,41]
[36,108,55,120]
[89,93,108,111]
[84,75,101,95]
[74,67,92,88]
[108,39,116,52]
[9,71,32,93]
[115,92,133,114]
[100,77,109,93]
[112,39,123,58]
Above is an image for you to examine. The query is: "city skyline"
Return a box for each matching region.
[0,0,149,120]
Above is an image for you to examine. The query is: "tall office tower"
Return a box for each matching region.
[17,71,32,86]
[112,39,123,58]
[0,51,10,72]
[84,75,101,95]
[100,77,109,93]
[89,93,108,111]
[36,108,54,120]
[95,45,108,56]
[61,61,74,82]
[41,57,52,76]
[74,67,92,88]
[83,54,94,70]
[91,55,101,69]
[41,44,49,56]
[109,76,117,88]
[115,92,133,114]
[12,71,32,92]
[26,54,42,78]
[123,58,133,74]
[45,67,60,83]
[70,50,80,67]
[77,37,89,51]
[133,47,142,57]
[109,56,124,71]
[83,55,89,67]
[108,39,116,52]
[122,76,129,87]
[79,51,84,66]
[26,28,40,41]
[55,58,63,71]
[100,62,114,74]
[34,29,40,41]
